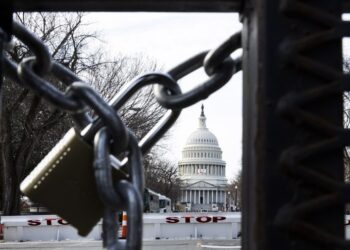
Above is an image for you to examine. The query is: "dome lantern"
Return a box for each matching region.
[185,105,219,146]
[199,104,207,129]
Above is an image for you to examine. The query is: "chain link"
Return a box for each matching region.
[155,32,241,110]
[95,129,143,250]
[2,20,242,249]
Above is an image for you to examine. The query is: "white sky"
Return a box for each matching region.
[86,13,243,180]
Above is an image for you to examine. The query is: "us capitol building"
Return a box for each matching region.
[178,105,228,212]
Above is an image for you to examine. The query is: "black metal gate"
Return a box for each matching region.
[1,0,349,249]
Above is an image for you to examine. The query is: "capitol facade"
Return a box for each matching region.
[178,105,228,212]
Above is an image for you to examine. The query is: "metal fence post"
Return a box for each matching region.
[0,2,12,118]
[242,0,346,249]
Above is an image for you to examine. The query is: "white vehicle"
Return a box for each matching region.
[144,188,160,213]
[185,203,192,212]
[212,204,219,212]
[144,189,172,213]
[159,195,171,213]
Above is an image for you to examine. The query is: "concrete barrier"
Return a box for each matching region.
[0,215,102,241]
[143,213,241,240]
[1,213,348,242]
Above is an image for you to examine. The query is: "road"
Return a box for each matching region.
[0,240,241,250]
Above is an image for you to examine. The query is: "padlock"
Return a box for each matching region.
[20,128,105,236]
[20,73,180,237]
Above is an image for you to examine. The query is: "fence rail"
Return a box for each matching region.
[4,0,243,12]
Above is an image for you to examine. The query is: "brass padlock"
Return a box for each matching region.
[20,128,103,236]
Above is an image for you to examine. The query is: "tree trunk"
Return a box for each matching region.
[0,109,18,215]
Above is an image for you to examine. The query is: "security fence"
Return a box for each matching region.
[0,1,349,250]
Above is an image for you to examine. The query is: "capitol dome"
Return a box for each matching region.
[179,105,224,163]
[178,105,228,212]
[185,126,219,146]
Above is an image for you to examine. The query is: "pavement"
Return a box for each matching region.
[0,239,241,250]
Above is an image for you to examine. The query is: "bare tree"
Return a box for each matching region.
[345,146,350,183]
[0,13,166,215]
[143,151,182,205]
[228,170,241,211]
[1,12,96,215]
[84,55,165,139]
[344,58,350,183]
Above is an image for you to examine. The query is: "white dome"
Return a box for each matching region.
[186,129,219,146]
[179,105,225,164]
[185,105,219,147]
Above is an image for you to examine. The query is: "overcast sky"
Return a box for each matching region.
[86,13,243,180]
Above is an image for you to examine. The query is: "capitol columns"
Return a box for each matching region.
[194,189,196,204]
[224,191,227,211]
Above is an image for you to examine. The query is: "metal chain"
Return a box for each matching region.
[2,20,242,250]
